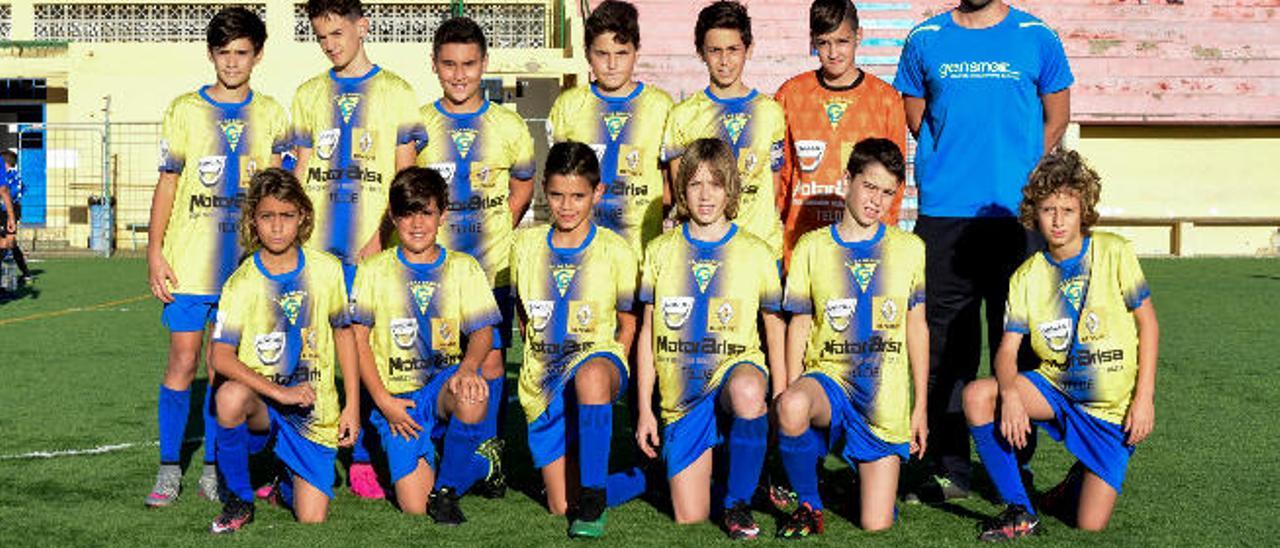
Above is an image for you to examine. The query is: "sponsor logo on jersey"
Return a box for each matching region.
[336,93,362,124]
[426,162,457,181]
[821,335,902,355]
[825,298,856,332]
[618,144,643,177]
[1038,318,1073,353]
[656,336,747,355]
[795,140,826,172]
[276,290,306,326]
[1078,308,1109,343]
[527,300,555,332]
[432,318,459,350]
[353,128,376,161]
[823,100,849,129]
[219,119,246,152]
[552,265,577,297]
[690,260,720,293]
[739,149,759,175]
[158,139,172,169]
[603,112,630,141]
[254,331,287,365]
[409,280,437,315]
[471,163,493,188]
[709,298,738,332]
[390,317,418,349]
[661,296,694,329]
[570,300,596,335]
[450,129,478,159]
[721,113,750,145]
[873,296,902,330]
[197,156,226,187]
[846,259,879,293]
[588,143,607,162]
[937,60,1021,81]
[316,128,340,160]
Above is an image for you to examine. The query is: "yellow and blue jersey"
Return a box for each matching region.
[211,248,349,448]
[350,246,502,395]
[548,83,673,254]
[159,87,290,295]
[511,224,637,423]
[291,66,427,264]
[1005,231,1151,424]
[662,89,786,257]
[784,224,926,444]
[418,100,536,287]
[640,224,782,423]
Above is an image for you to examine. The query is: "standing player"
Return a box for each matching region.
[511,142,638,538]
[894,0,1073,501]
[635,139,786,539]
[962,149,1158,540]
[350,167,501,524]
[776,0,906,269]
[775,139,927,537]
[548,0,674,255]
[0,150,32,284]
[662,0,785,258]
[292,0,427,498]
[207,168,360,533]
[143,7,290,508]
[417,16,537,496]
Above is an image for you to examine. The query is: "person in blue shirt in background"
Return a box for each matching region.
[0,149,33,285]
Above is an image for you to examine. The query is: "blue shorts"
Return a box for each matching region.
[1025,371,1135,494]
[809,373,909,465]
[248,406,339,499]
[161,293,219,332]
[491,286,514,349]
[342,263,357,294]
[526,352,628,469]
[368,365,459,483]
[662,362,766,479]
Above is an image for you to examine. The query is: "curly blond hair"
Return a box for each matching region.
[1019,148,1102,233]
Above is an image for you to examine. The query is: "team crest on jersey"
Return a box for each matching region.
[336,93,362,124]
[450,129,478,159]
[874,297,902,330]
[390,318,418,349]
[721,113,750,145]
[275,290,306,326]
[552,265,578,297]
[709,298,739,332]
[846,260,879,293]
[602,112,631,141]
[825,298,856,332]
[316,128,340,160]
[1059,275,1087,310]
[1038,318,1073,353]
[569,300,597,335]
[526,300,555,332]
[218,119,246,152]
[690,260,721,293]
[661,296,694,329]
[432,318,459,350]
[824,100,849,129]
[197,156,226,187]
[254,332,287,365]
[409,281,438,315]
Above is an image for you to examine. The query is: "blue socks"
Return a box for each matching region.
[606,467,647,507]
[437,417,485,492]
[157,385,189,464]
[971,422,1034,512]
[481,375,504,440]
[202,384,217,464]
[216,423,253,502]
[578,403,612,489]
[779,429,825,510]
[725,415,768,508]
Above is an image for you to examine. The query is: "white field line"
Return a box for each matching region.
[0,437,202,461]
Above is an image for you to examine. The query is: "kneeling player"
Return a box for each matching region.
[208,168,360,533]
[775,138,928,537]
[634,138,786,539]
[350,167,500,524]
[963,149,1159,541]
[511,142,639,538]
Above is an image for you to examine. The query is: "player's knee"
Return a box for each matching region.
[962,379,997,424]
[727,371,766,418]
[454,394,488,424]
[774,389,812,435]
[573,360,614,404]
[213,382,250,423]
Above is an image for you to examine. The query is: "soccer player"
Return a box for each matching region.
[292,0,427,499]
[207,168,360,533]
[962,149,1158,541]
[635,138,786,539]
[548,0,674,255]
[894,0,1073,501]
[662,0,786,258]
[143,7,290,508]
[0,150,31,284]
[511,142,638,538]
[776,0,906,269]
[775,138,927,537]
[417,16,537,496]
[350,167,501,524]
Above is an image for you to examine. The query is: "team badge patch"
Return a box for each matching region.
[432,318,459,350]
[158,139,172,169]
[1038,318,1073,353]
[846,260,879,293]
[873,297,902,331]
[409,281,437,315]
[569,300,597,335]
[602,112,631,141]
[336,93,362,124]
[552,265,578,297]
[824,298,856,332]
[1059,275,1087,310]
[275,291,306,326]
[450,129,478,159]
[219,119,246,152]
[709,298,739,332]
[526,300,554,332]
[690,260,720,293]
[721,113,750,145]
[661,296,694,329]
[823,100,849,129]
[316,128,340,160]
[197,156,226,187]
[254,332,287,365]
[390,318,418,349]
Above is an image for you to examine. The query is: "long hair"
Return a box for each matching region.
[239,168,314,251]
[1019,148,1103,233]
[673,138,741,222]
